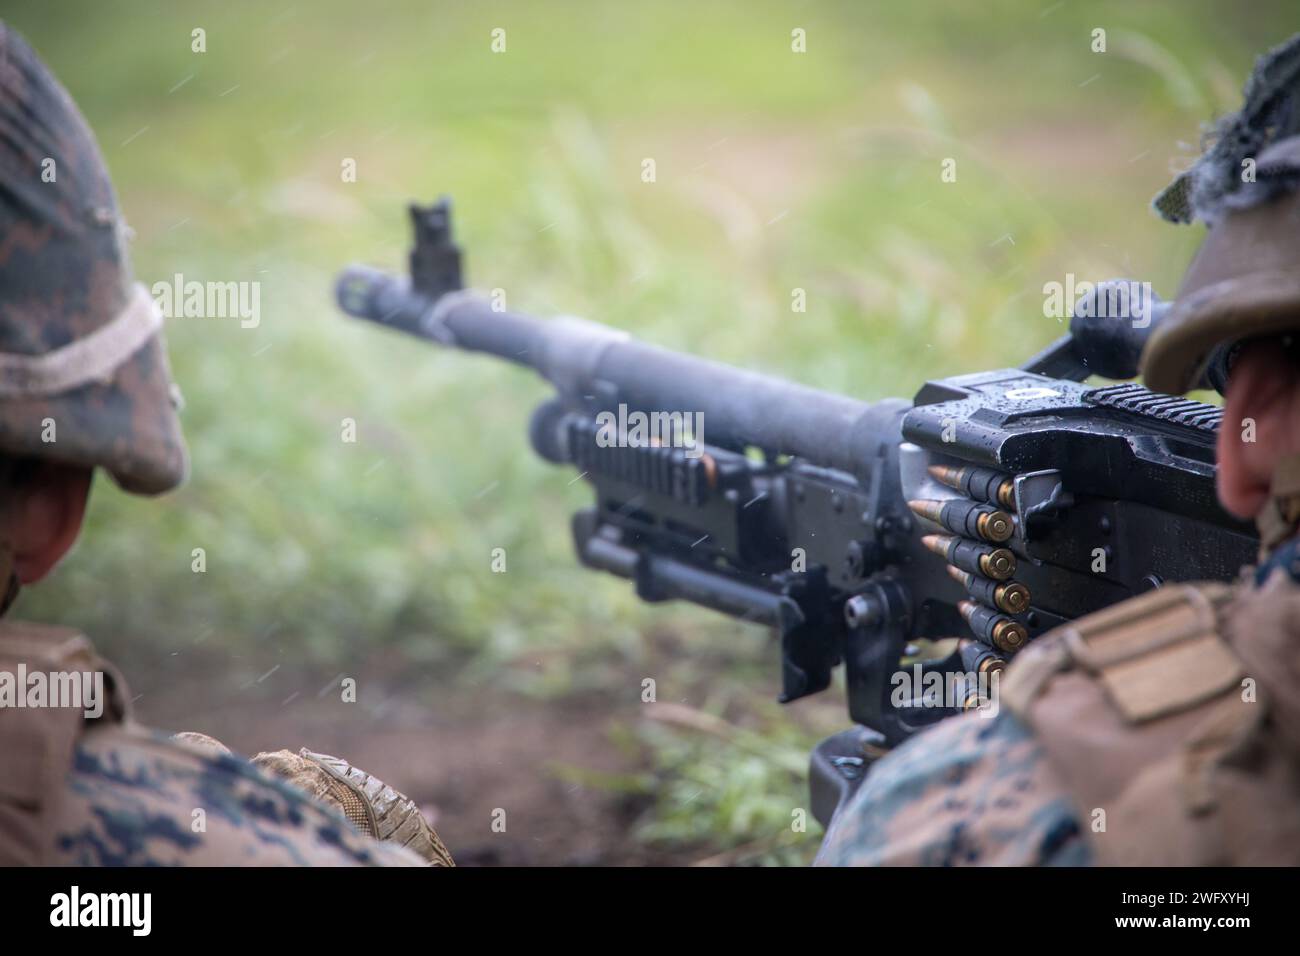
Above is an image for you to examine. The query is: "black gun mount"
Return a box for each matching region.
[337,199,1258,826]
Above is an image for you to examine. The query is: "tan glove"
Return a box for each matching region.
[251,748,454,867]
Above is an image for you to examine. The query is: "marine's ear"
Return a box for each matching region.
[4,461,93,584]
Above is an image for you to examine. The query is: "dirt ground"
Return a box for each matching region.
[127,659,688,866]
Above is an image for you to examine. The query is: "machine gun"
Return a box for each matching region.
[336,200,1258,825]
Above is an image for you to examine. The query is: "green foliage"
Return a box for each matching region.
[632,711,824,866]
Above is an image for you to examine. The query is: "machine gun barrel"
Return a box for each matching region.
[337,263,900,475]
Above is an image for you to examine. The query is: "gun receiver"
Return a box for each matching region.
[337,199,1258,824]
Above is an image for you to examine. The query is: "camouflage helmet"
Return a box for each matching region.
[0,24,186,494]
[1141,33,1300,396]
[1141,135,1300,395]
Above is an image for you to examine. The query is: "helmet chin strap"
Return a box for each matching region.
[0,543,18,617]
[1256,452,1300,557]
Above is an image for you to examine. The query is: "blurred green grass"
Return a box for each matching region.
[5,0,1291,863]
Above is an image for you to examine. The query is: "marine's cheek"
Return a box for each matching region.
[1216,347,1300,520]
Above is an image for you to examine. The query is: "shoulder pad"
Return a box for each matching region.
[1002,582,1241,724]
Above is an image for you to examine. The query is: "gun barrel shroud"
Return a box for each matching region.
[337,265,905,476]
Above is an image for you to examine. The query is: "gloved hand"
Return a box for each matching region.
[251,748,455,866]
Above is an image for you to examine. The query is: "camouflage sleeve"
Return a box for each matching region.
[50,726,428,866]
[814,709,1092,866]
